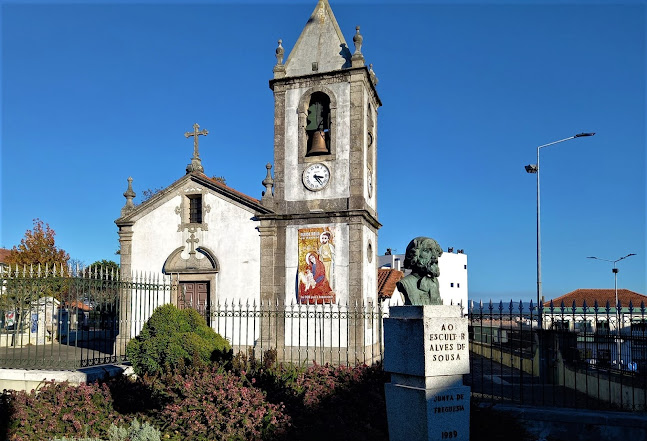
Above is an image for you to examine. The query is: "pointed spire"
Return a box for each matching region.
[283,0,352,76]
[121,177,136,216]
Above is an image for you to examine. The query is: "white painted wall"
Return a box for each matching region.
[129,185,262,305]
[437,252,468,312]
[363,226,377,303]
[284,83,351,202]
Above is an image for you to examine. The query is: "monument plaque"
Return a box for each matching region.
[384,305,470,441]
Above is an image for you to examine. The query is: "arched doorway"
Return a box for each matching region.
[163,246,219,324]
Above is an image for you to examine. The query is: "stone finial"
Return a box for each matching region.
[273,39,286,78]
[369,63,379,86]
[261,163,274,202]
[353,26,363,54]
[351,25,365,67]
[275,39,284,65]
[121,177,136,216]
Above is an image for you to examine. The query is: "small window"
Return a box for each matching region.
[464,265,467,269]
[450,283,454,288]
[188,194,202,224]
[457,283,460,288]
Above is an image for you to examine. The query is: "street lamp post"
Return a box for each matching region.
[587,253,636,366]
[525,132,595,329]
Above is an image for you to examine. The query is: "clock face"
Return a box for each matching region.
[367,169,373,197]
[303,163,330,191]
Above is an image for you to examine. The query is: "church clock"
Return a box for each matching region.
[302,163,330,191]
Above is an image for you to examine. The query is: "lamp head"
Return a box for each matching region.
[575,132,596,138]
[525,164,538,174]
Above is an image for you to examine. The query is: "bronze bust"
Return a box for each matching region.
[397,237,443,305]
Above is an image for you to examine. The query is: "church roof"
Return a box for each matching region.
[545,289,647,308]
[115,172,273,224]
[377,268,404,299]
[284,0,352,77]
[198,173,262,206]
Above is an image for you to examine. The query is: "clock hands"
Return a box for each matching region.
[313,174,324,185]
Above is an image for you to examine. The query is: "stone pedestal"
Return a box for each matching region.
[384,305,470,441]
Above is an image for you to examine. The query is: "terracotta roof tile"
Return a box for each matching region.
[545,289,647,308]
[377,268,404,298]
[200,174,261,205]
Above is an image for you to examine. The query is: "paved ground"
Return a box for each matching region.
[0,340,121,370]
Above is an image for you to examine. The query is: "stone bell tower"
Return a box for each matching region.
[258,0,381,311]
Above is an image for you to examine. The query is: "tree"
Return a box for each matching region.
[1,219,70,340]
[88,259,119,273]
[83,259,120,279]
[4,218,69,269]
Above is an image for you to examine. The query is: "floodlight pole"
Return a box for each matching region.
[587,253,636,366]
[525,133,595,330]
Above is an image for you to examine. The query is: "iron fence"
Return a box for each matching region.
[2,266,646,412]
[467,300,647,411]
[0,266,384,370]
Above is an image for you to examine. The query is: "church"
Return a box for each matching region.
[115,0,381,356]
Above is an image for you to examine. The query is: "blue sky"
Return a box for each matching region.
[1,0,645,302]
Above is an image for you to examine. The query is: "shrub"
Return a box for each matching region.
[126,304,231,376]
[151,365,290,441]
[108,418,161,441]
[5,381,126,441]
[265,362,390,441]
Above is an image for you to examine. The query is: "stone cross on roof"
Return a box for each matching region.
[185,123,208,174]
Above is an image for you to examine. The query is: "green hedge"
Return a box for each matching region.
[125,304,231,376]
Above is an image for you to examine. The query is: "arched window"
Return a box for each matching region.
[306,92,331,156]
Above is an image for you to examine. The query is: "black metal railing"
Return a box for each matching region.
[467,299,647,411]
[0,266,384,370]
[2,266,645,413]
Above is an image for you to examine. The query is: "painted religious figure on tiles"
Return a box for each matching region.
[297,227,336,304]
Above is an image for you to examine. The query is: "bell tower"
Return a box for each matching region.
[259,0,381,312]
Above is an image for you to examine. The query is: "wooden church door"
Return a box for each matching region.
[179,281,210,323]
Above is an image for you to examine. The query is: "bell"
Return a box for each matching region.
[308,130,328,155]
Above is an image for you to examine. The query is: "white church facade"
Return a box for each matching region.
[115,1,382,359]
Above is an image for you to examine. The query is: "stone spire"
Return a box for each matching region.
[121,177,136,216]
[283,0,351,76]
[185,123,208,174]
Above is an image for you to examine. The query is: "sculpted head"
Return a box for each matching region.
[403,236,443,278]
